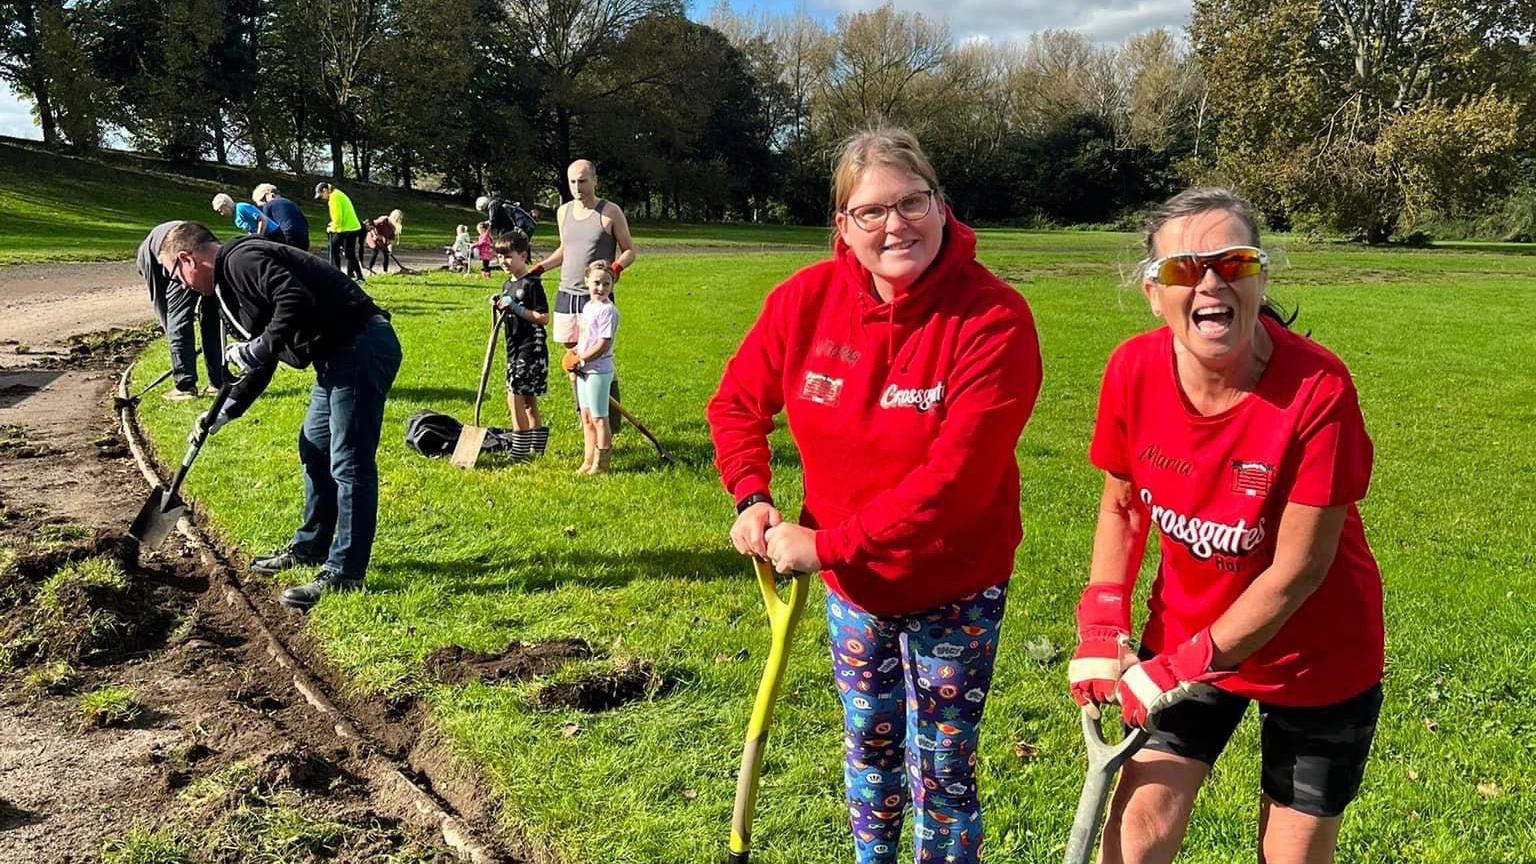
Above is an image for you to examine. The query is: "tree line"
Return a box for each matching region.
[3,0,1534,239]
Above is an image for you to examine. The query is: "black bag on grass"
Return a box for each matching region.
[405,411,462,457]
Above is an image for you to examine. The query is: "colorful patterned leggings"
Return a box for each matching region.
[826,582,1008,864]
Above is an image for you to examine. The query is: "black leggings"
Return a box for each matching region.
[329,229,364,279]
[368,246,391,272]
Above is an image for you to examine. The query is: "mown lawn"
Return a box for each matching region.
[0,139,830,265]
[135,231,1536,863]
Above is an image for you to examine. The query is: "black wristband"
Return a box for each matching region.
[735,492,773,514]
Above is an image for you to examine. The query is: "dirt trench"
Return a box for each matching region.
[0,278,507,861]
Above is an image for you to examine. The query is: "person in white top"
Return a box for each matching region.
[564,261,620,474]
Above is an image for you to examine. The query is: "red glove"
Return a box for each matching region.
[1116,628,1232,729]
[1068,583,1133,711]
[609,261,624,279]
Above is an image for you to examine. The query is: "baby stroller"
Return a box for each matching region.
[444,245,470,274]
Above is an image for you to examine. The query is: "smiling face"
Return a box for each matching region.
[1144,208,1268,372]
[585,267,613,300]
[834,165,943,299]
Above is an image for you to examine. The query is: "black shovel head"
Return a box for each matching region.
[129,486,187,547]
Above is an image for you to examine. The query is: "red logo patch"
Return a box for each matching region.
[1230,460,1273,497]
[800,371,844,406]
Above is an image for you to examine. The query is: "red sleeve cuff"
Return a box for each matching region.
[729,475,771,505]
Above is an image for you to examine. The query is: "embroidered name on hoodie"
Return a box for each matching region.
[880,382,945,412]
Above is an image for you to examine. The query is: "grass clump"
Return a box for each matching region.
[100,827,188,864]
[23,660,76,695]
[79,684,142,729]
[35,522,91,547]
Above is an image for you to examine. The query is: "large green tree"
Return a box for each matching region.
[1193,0,1536,239]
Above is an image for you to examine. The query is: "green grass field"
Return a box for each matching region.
[128,231,1536,863]
[0,139,830,265]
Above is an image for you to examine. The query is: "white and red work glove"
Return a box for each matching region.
[1116,628,1232,729]
[1068,583,1134,717]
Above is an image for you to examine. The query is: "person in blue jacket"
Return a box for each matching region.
[252,183,312,252]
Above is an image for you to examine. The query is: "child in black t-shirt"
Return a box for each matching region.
[490,230,549,461]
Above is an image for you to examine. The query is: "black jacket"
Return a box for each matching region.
[214,236,386,416]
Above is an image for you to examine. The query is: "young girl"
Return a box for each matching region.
[446,224,471,273]
[566,260,619,474]
[470,221,495,278]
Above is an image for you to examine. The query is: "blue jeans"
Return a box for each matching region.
[165,292,226,392]
[292,318,401,580]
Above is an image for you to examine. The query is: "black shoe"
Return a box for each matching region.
[279,570,363,611]
[251,545,325,575]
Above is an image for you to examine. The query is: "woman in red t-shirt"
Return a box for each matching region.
[1069,188,1384,864]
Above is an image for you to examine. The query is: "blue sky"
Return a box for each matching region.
[1,0,1190,140]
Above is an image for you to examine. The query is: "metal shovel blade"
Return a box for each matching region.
[128,486,187,548]
[449,425,488,469]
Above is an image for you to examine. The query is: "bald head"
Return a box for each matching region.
[567,160,597,203]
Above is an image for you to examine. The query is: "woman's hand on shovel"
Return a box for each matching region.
[764,523,819,575]
[731,501,782,559]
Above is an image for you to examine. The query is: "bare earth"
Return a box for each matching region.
[0,260,484,863]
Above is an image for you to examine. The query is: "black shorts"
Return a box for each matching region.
[1140,678,1383,817]
[505,338,548,397]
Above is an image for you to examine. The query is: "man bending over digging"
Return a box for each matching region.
[158,222,403,611]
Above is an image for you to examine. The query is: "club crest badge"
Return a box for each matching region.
[1230,460,1274,497]
[801,371,844,406]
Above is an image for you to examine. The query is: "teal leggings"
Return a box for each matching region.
[576,371,613,418]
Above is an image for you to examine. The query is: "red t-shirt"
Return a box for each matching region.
[1090,317,1383,707]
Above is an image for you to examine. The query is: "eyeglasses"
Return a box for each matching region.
[1145,245,1268,287]
[163,252,189,286]
[842,190,936,231]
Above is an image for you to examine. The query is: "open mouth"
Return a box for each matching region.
[882,239,917,253]
[1191,304,1235,337]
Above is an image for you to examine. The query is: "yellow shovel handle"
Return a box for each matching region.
[728,558,809,862]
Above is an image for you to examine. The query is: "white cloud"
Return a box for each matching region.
[0,83,42,140]
[809,0,1189,43]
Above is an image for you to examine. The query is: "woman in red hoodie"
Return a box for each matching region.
[708,128,1042,864]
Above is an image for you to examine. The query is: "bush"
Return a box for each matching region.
[1481,185,1536,243]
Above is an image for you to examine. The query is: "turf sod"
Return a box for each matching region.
[133,232,1536,863]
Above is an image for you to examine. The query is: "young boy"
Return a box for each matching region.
[490,229,549,461]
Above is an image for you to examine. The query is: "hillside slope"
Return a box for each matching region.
[0,138,475,264]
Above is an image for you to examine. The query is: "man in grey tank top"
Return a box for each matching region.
[527,159,638,349]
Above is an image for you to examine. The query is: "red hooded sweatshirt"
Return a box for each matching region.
[708,209,1042,616]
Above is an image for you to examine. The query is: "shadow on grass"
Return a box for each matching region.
[372,545,753,595]
[390,385,480,405]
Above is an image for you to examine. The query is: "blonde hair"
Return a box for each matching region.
[456,224,468,234]
[211,193,234,213]
[476,221,489,234]
[585,260,614,287]
[388,209,405,235]
[830,127,941,214]
[251,183,277,204]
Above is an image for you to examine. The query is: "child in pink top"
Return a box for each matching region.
[470,221,495,278]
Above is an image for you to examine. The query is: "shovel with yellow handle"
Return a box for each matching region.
[727,557,810,864]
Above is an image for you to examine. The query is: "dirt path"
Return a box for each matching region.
[0,268,495,861]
